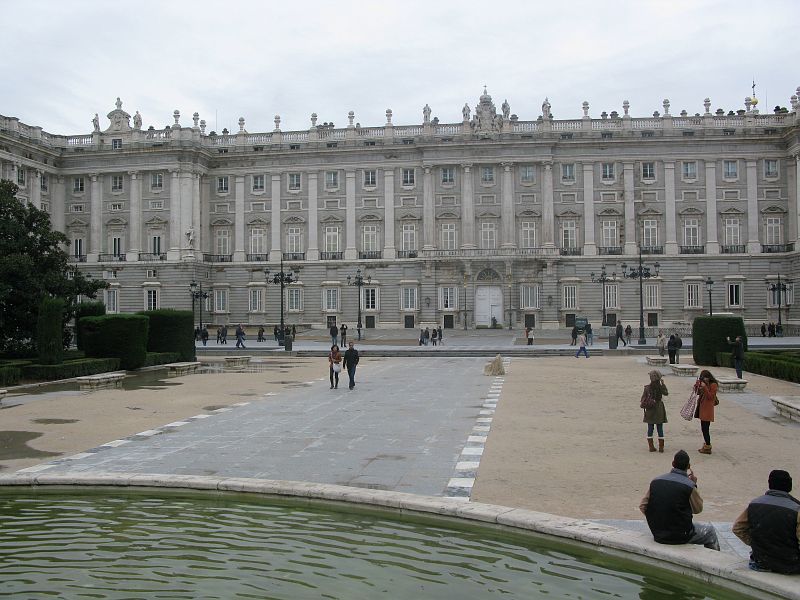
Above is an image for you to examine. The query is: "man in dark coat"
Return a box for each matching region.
[343,340,360,390]
[329,323,339,346]
[615,322,627,347]
[340,323,348,346]
[733,470,800,574]
[726,335,745,379]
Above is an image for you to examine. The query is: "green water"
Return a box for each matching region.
[0,491,751,599]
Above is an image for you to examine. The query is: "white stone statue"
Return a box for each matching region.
[502,99,510,119]
[423,103,431,123]
[115,97,123,110]
[133,111,142,129]
[542,97,552,119]
[185,227,195,248]
[462,102,471,121]
[92,113,100,132]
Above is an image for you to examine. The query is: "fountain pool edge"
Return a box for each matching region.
[0,472,795,600]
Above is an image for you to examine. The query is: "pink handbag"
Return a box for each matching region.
[680,390,698,421]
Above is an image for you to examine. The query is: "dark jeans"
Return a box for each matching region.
[617,334,627,346]
[647,423,664,437]
[734,358,743,379]
[347,366,356,389]
[701,420,711,445]
[575,346,589,358]
[329,366,339,388]
[668,350,676,364]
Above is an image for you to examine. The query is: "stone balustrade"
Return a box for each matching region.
[76,373,126,391]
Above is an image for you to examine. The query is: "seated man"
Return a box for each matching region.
[639,449,720,550]
[733,470,800,574]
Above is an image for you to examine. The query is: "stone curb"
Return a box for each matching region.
[0,473,796,599]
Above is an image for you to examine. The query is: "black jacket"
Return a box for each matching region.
[746,490,800,574]
[644,469,697,544]
[343,347,359,369]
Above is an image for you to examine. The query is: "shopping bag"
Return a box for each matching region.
[680,390,698,421]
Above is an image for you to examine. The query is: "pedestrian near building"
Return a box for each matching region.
[291,324,297,339]
[257,326,265,342]
[639,450,720,550]
[625,324,633,346]
[726,335,745,379]
[221,325,228,344]
[200,327,209,346]
[575,331,589,358]
[329,323,339,346]
[328,344,342,389]
[570,325,578,346]
[340,323,348,346]
[733,469,800,574]
[675,333,683,363]
[667,334,677,364]
[235,323,246,349]
[586,323,593,345]
[642,370,669,452]
[656,331,667,357]
[694,369,719,455]
[761,322,767,337]
[437,326,443,345]
[343,340,360,390]
[526,326,534,346]
[431,328,438,346]
[216,327,222,344]
[418,329,425,346]
[274,325,279,342]
[768,322,776,337]
[424,327,430,345]
[615,322,627,347]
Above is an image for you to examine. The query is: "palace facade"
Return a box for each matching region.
[2,88,799,332]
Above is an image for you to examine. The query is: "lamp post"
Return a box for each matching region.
[189,280,208,330]
[265,256,295,346]
[705,277,714,317]
[590,265,616,327]
[463,273,468,330]
[347,267,371,340]
[767,275,792,336]
[621,246,660,345]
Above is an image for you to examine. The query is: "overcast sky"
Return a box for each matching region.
[2,0,798,136]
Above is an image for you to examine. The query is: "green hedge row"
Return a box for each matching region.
[0,366,21,387]
[716,351,800,384]
[144,352,182,367]
[37,296,65,365]
[138,309,195,362]
[692,316,746,366]
[75,301,107,350]
[82,314,149,370]
[21,358,121,381]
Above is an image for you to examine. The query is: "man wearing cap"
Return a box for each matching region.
[639,449,720,550]
[733,470,800,574]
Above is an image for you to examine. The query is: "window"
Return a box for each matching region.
[362,225,378,251]
[105,288,118,313]
[440,287,457,309]
[73,177,85,193]
[441,167,454,185]
[325,288,339,311]
[520,165,535,183]
[71,204,85,212]
[402,287,418,310]
[644,283,660,309]
[288,173,301,191]
[109,202,123,212]
[217,176,229,193]
[40,175,48,192]
[364,288,377,310]
[325,171,339,189]
[562,284,577,309]
[605,283,619,309]
[111,236,123,256]
[325,227,340,252]
[765,217,783,245]
[480,222,496,249]
[601,220,618,247]
[520,221,536,248]
[288,288,303,311]
[682,161,697,180]
[215,229,230,255]
[441,223,456,250]
[363,170,376,187]
[764,159,778,178]
[17,169,25,186]
[643,219,658,247]
[520,284,540,309]
[250,228,267,254]
[249,288,264,312]
[146,289,159,311]
[252,175,265,192]
[214,289,229,312]
[112,175,124,191]
[723,160,738,179]
[727,282,742,308]
[402,224,416,251]
[601,163,615,180]
[561,163,575,182]
[146,269,158,279]
[402,168,415,186]
[724,218,740,245]
[562,220,577,248]
[481,167,495,184]
[112,138,122,150]
[686,283,701,308]
[150,235,162,255]
[73,237,84,257]
[287,227,304,253]
[151,173,163,190]
[641,162,655,180]
[683,219,700,246]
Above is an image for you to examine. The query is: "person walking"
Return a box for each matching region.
[768,322,776,337]
[639,450,720,550]
[424,327,430,346]
[761,322,767,337]
[726,335,745,379]
[200,327,209,346]
[675,332,683,364]
[615,322,627,347]
[343,340,360,390]
[221,325,228,344]
[216,327,222,344]
[694,369,719,455]
[642,370,669,452]
[340,323,348,346]
[328,344,342,389]
[329,323,339,347]
[570,325,578,346]
[526,326,534,346]
[437,326,443,345]
[625,324,633,346]
[667,334,677,364]
[257,326,265,342]
[733,469,800,574]
[235,324,246,349]
[431,328,438,346]
[655,330,666,356]
[586,323,593,345]
[419,329,425,346]
[575,330,589,358]
[291,324,297,339]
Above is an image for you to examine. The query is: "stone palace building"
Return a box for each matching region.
[1,88,799,332]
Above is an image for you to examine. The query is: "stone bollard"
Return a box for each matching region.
[484,354,505,376]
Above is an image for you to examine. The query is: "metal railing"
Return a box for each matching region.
[98,254,126,262]
[319,251,343,260]
[138,252,166,261]
[283,252,306,261]
[679,245,705,254]
[397,250,419,258]
[721,245,746,254]
[358,251,382,259]
[762,243,795,253]
[203,254,233,262]
[598,246,623,255]
[246,253,269,261]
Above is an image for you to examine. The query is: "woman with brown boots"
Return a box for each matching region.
[642,370,669,452]
[694,369,719,454]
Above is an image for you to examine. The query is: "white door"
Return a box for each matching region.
[475,286,503,326]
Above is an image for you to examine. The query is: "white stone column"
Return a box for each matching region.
[127,171,142,260]
[345,170,357,260]
[623,162,637,255]
[422,165,435,250]
[307,172,319,261]
[269,173,282,262]
[792,155,800,244]
[705,161,720,254]
[168,170,181,259]
[500,163,515,248]
[746,160,760,253]
[30,171,41,209]
[89,174,102,260]
[52,175,66,237]
[582,163,596,255]
[192,172,201,254]
[383,168,396,258]
[664,162,679,255]
[233,174,246,261]
[460,164,475,248]
[542,162,555,247]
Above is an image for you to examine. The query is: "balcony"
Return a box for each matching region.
[98,253,126,262]
[283,252,306,261]
[69,255,87,263]
[359,251,382,260]
[319,251,343,260]
[641,245,664,255]
[721,244,746,254]
[560,247,582,256]
[762,243,795,253]
[679,245,705,254]
[397,250,419,258]
[138,252,166,261]
[246,253,269,262]
[598,246,623,255]
[203,254,233,262]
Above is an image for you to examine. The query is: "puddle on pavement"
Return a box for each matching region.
[203,405,227,411]
[31,418,79,425]
[0,431,61,460]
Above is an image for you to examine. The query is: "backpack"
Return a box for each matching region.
[640,385,656,410]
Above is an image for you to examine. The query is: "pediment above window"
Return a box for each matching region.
[761,204,787,215]
[211,218,234,226]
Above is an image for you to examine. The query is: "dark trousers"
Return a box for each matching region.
[734,358,743,379]
[668,350,676,364]
[347,366,356,389]
[701,420,711,445]
[329,366,339,388]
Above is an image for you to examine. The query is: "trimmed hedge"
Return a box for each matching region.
[144,352,182,367]
[74,301,106,350]
[0,366,21,387]
[21,358,121,381]
[692,316,746,366]
[138,309,195,362]
[717,351,800,384]
[37,296,65,365]
[82,314,149,370]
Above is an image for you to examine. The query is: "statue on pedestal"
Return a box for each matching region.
[185,227,195,249]
[92,113,100,132]
[133,111,142,129]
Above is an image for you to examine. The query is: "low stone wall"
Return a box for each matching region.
[0,473,795,600]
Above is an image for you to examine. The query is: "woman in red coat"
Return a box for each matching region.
[694,369,719,454]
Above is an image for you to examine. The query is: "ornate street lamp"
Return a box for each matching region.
[590,265,616,327]
[621,246,660,345]
[767,275,792,336]
[463,272,468,330]
[189,280,209,330]
[347,267,371,340]
[265,256,295,346]
[705,277,714,317]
